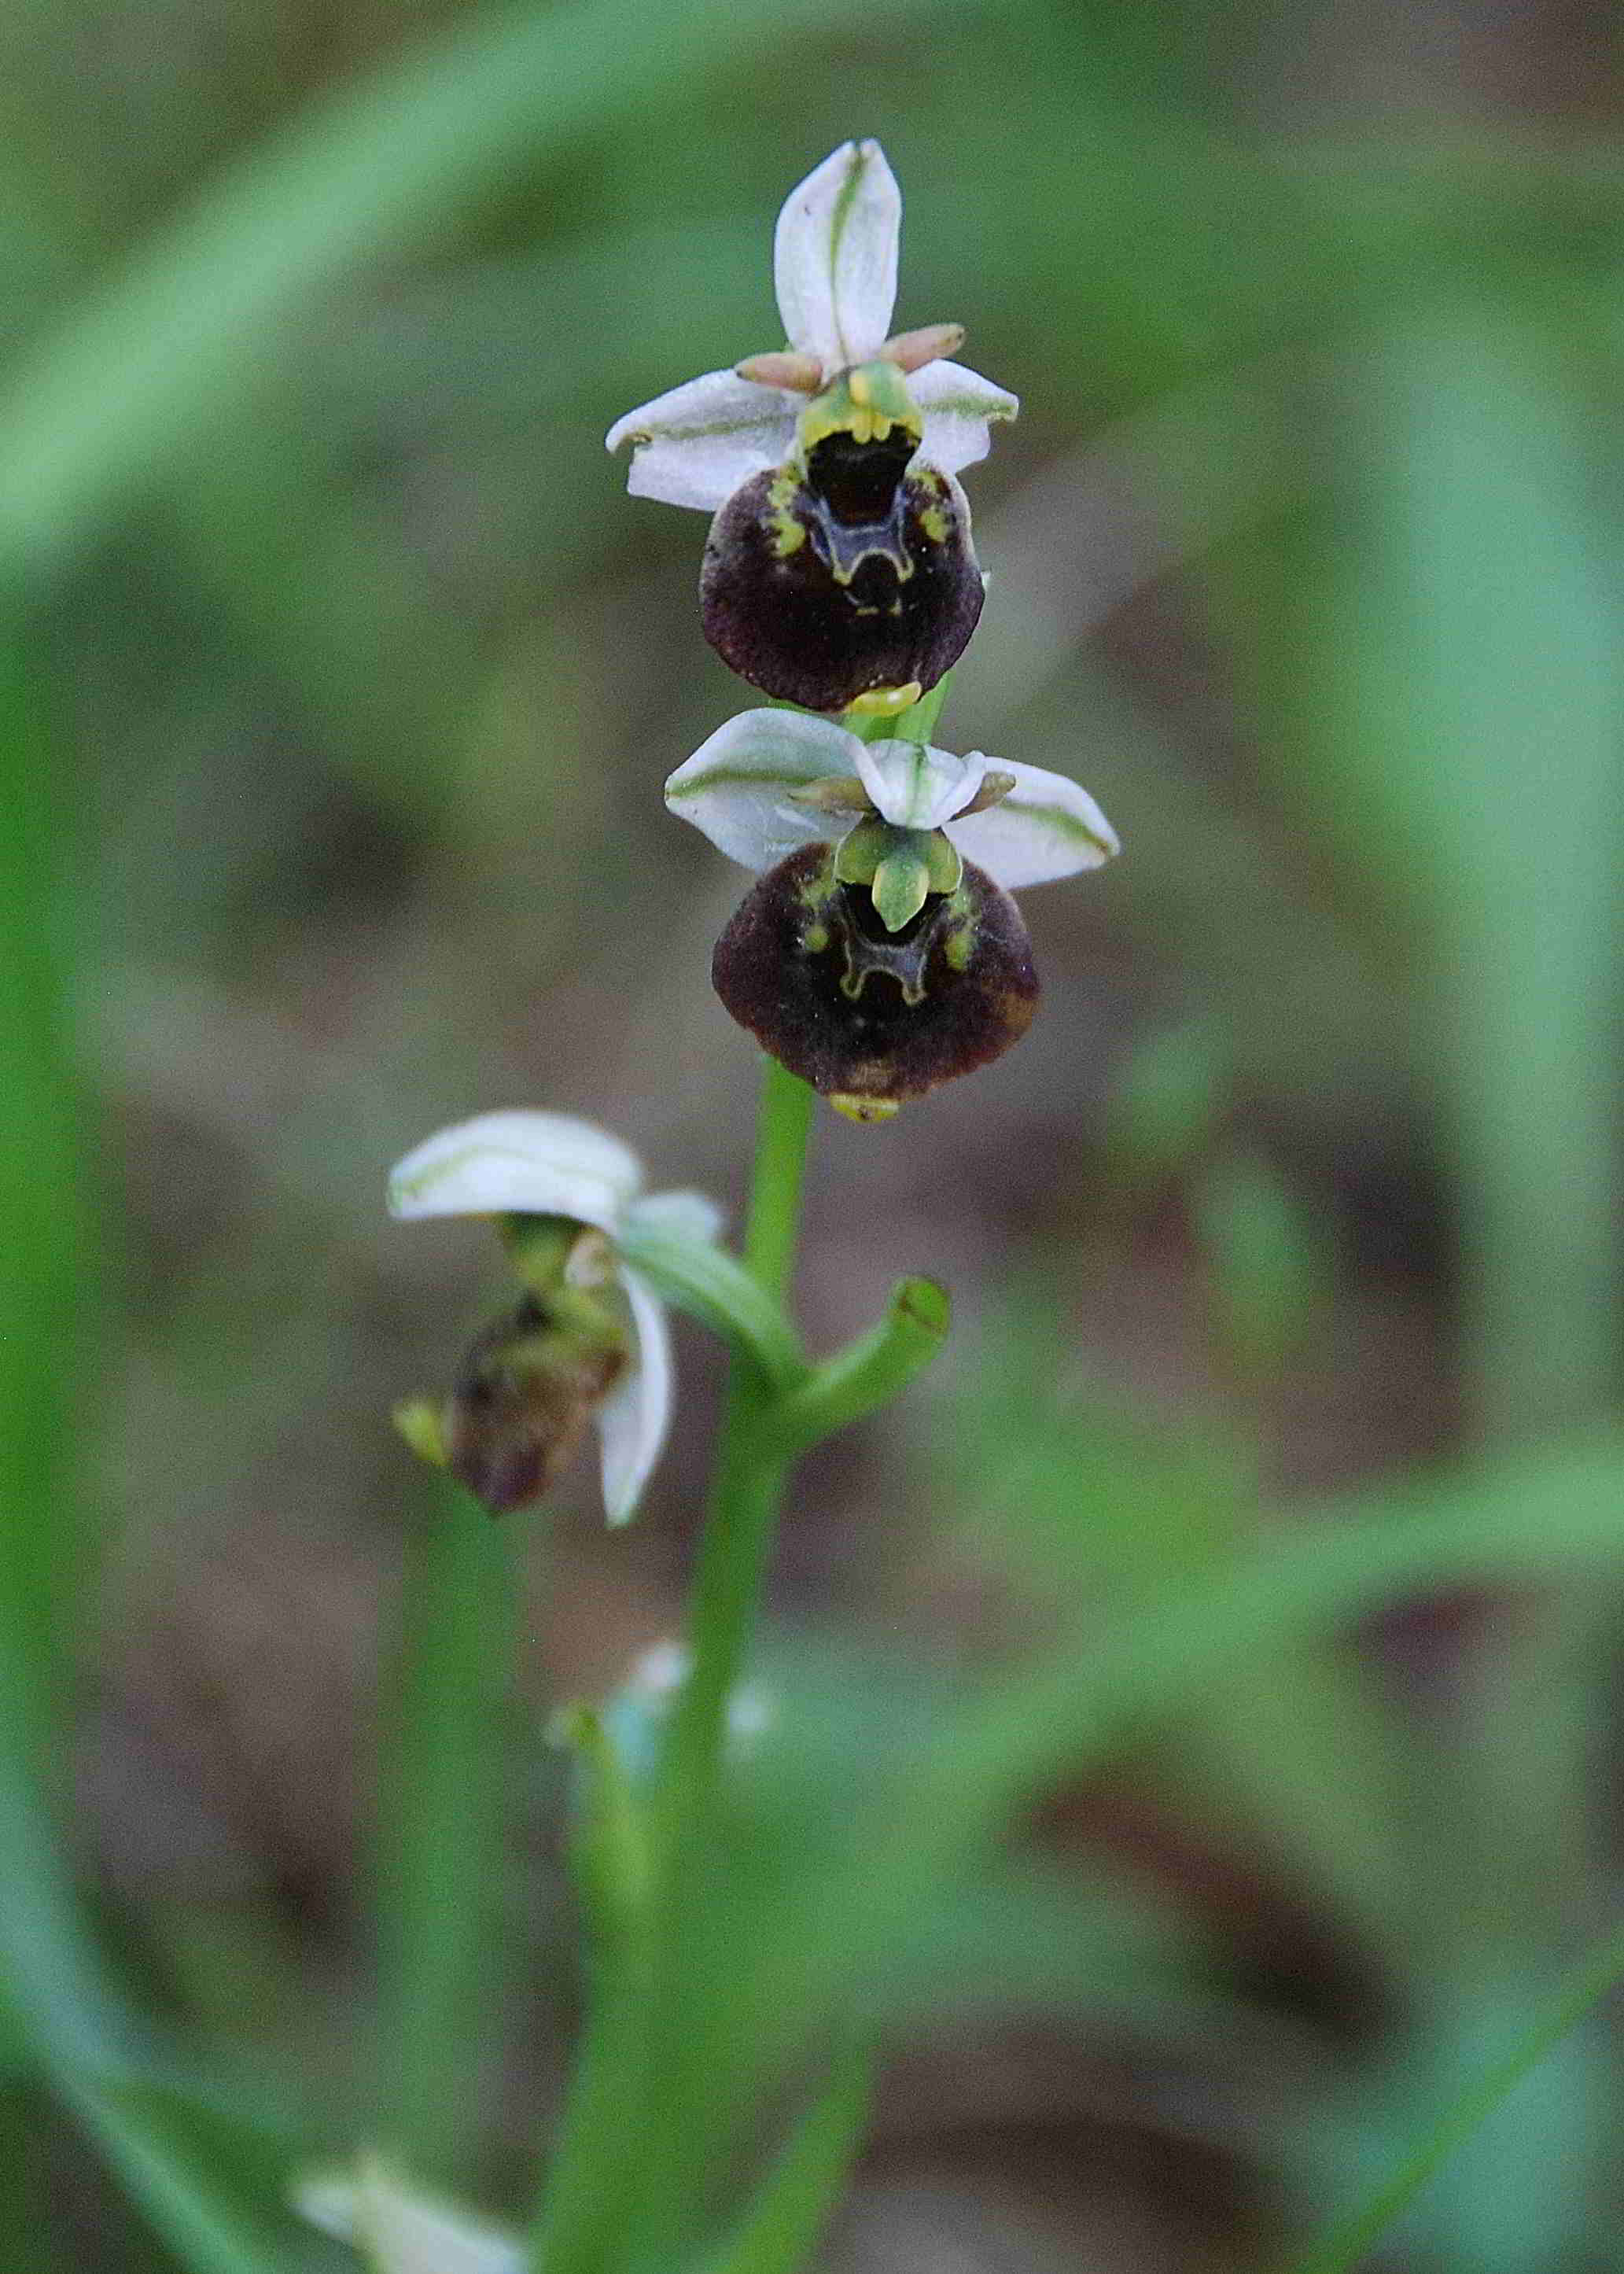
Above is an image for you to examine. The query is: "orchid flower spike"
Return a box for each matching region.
[606,141,1018,713]
[294,2154,521,2274]
[389,1113,721,1524]
[666,712,1118,1119]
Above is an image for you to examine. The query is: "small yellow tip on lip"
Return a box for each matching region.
[845,680,922,720]
[393,1395,450,1468]
[830,1093,900,1125]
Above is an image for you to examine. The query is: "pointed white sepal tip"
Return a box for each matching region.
[605,143,1016,506]
[387,1110,643,1233]
[909,358,1020,476]
[945,757,1120,888]
[774,139,900,378]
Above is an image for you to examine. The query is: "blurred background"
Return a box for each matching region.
[4,0,1624,2265]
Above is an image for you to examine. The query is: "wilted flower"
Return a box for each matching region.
[294,2153,521,2274]
[606,140,1017,712]
[666,711,1117,1118]
[389,1112,721,1524]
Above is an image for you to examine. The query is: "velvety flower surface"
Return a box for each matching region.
[606,142,1018,710]
[666,713,1118,1115]
[389,1112,721,1524]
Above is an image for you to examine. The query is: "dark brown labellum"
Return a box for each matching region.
[447,1293,626,1516]
[700,449,985,713]
[711,843,1039,1108]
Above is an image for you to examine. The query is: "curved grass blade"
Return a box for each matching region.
[1278,1912,1624,2274]
[0,0,991,593]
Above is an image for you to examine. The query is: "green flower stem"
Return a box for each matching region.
[838,671,952,750]
[625,1061,817,2265]
[742,1057,817,1297]
[532,1060,815,2274]
[549,1705,652,1969]
[892,670,952,746]
[661,1054,814,1839]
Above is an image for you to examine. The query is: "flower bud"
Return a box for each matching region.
[711,839,1038,1111]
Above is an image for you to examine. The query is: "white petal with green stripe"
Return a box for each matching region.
[945,758,1120,887]
[908,358,1020,476]
[774,138,900,378]
[606,368,797,512]
[665,709,859,868]
[388,1109,644,1232]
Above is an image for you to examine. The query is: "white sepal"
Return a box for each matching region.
[293,2155,523,2274]
[388,1111,643,1233]
[945,757,1120,887]
[605,369,797,512]
[620,1189,727,1248]
[774,139,900,378]
[665,709,860,868]
[853,737,985,831]
[598,1268,672,1527]
[909,359,1019,476]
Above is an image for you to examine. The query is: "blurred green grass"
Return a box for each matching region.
[2,0,1623,2267]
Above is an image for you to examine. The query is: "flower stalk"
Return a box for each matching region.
[532,1061,816,2274]
[659,1056,814,1843]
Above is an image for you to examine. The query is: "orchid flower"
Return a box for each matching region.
[606,142,1018,712]
[665,712,1117,1118]
[606,139,1016,510]
[389,1112,720,1524]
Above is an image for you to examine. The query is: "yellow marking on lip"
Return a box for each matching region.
[845,680,922,719]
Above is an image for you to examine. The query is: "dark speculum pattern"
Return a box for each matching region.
[712,843,1039,1108]
[701,437,985,712]
[447,1292,625,1516]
